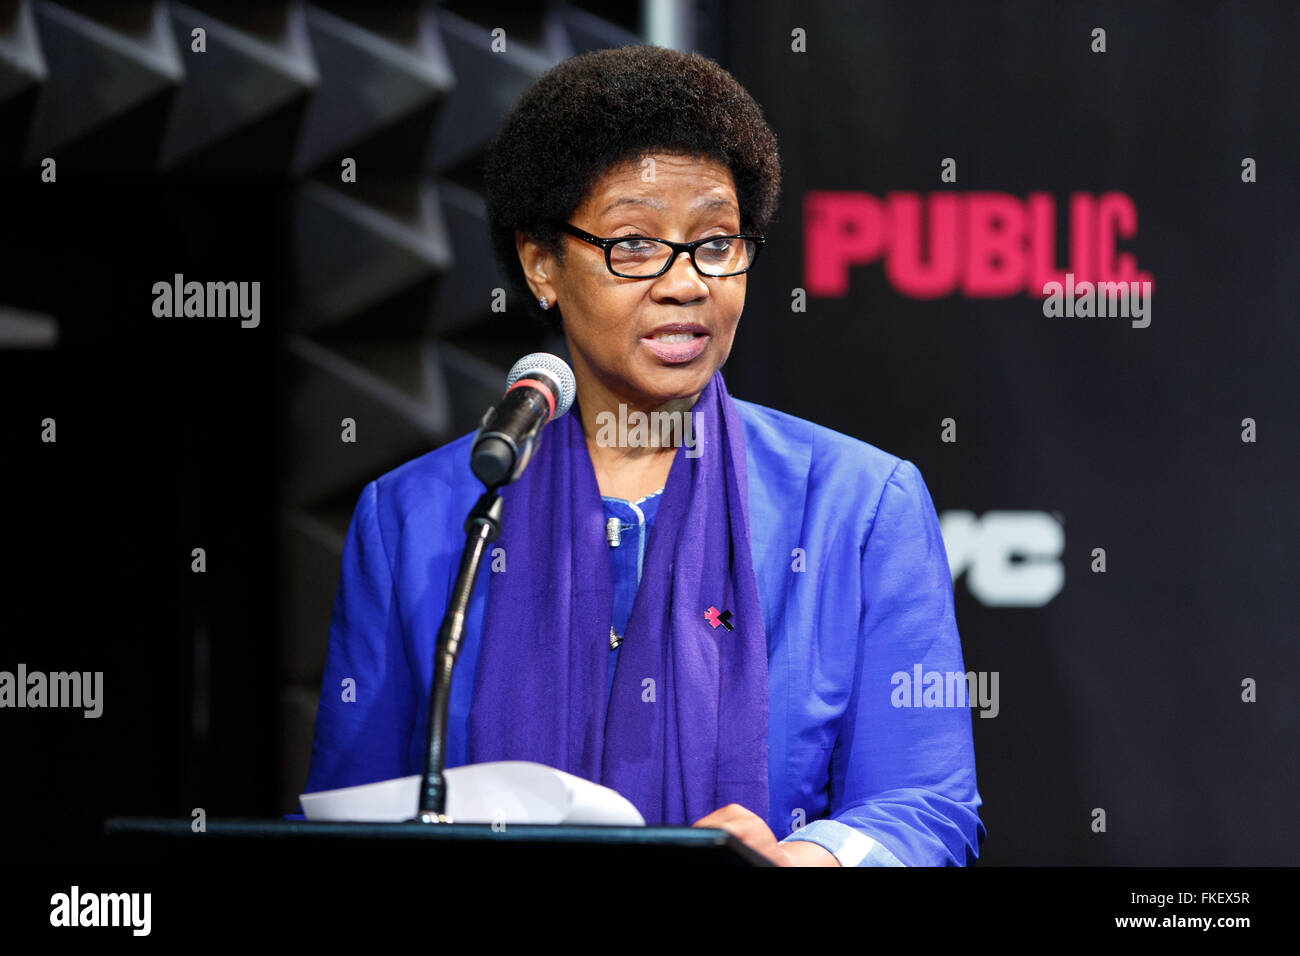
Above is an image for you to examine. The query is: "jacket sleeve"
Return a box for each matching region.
[303,479,417,798]
[780,459,987,865]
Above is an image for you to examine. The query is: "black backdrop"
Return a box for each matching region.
[723,0,1300,864]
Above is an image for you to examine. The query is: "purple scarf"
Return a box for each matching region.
[468,370,769,826]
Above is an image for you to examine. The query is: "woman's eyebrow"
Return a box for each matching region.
[691,196,738,213]
[596,196,739,216]
[599,196,667,215]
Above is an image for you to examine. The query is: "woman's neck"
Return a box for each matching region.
[577,380,699,501]
[586,439,675,500]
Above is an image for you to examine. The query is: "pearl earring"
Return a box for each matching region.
[538,297,549,310]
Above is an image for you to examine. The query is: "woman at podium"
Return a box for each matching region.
[306,45,986,867]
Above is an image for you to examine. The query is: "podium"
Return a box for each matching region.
[103,818,775,867]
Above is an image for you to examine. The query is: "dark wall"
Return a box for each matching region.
[0,0,632,863]
[721,0,1300,863]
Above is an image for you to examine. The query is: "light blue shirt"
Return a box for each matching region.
[304,398,987,865]
[601,488,663,714]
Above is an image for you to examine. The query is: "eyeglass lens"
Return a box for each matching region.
[608,237,757,276]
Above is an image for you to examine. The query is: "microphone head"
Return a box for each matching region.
[505,352,576,419]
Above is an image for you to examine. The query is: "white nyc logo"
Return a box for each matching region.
[940,510,1064,607]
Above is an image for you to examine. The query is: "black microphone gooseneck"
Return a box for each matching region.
[412,353,575,823]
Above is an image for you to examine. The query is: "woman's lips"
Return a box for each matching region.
[640,331,710,364]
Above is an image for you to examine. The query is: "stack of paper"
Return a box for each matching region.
[300,761,645,825]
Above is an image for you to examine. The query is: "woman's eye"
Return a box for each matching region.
[698,237,737,260]
[613,238,658,254]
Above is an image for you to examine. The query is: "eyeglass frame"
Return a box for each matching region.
[554,221,766,279]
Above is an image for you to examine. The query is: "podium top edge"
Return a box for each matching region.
[102,817,740,848]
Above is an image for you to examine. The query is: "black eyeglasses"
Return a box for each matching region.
[556,222,765,278]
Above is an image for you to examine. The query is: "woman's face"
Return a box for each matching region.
[518,152,747,411]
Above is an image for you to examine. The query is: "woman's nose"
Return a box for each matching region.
[652,251,710,301]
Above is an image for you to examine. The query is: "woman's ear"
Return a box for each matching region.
[515,230,558,307]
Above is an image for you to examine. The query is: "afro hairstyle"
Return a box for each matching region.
[483,45,781,333]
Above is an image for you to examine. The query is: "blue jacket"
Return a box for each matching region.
[305,398,986,866]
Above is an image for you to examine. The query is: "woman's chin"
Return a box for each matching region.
[632,360,716,402]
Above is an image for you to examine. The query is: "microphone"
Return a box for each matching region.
[471,352,576,487]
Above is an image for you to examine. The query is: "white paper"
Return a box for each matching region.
[300,761,645,826]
